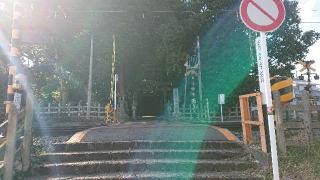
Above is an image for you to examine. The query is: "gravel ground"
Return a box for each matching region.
[232,131,243,140]
[33,136,71,153]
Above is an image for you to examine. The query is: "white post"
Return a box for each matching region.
[98,103,101,119]
[114,74,118,110]
[77,102,81,117]
[259,32,280,180]
[220,104,223,122]
[206,98,210,120]
[173,88,180,118]
[87,35,94,119]
[58,103,61,115]
[197,36,203,115]
[48,103,51,113]
[218,94,225,122]
[68,103,71,117]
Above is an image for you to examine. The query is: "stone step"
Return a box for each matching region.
[38,149,245,163]
[33,127,91,136]
[31,172,264,180]
[51,141,243,152]
[33,159,256,176]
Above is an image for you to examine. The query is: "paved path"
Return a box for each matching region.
[67,122,238,143]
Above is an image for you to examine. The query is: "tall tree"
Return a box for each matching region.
[225,0,320,106]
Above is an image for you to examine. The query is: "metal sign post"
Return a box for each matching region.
[240,0,286,179]
[259,32,280,180]
[114,74,119,110]
[173,88,180,118]
[218,94,225,122]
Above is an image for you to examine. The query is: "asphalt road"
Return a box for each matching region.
[68,122,238,143]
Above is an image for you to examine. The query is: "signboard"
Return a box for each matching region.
[255,37,266,103]
[218,94,225,105]
[240,0,286,32]
[240,1,286,179]
[14,93,22,110]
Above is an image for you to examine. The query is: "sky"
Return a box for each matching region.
[297,0,320,75]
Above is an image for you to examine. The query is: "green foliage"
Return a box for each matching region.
[268,1,320,76]
[0,0,318,115]
[278,140,320,179]
[17,0,234,107]
[226,0,320,106]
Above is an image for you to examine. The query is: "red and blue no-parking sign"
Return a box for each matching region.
[240,0,286,32]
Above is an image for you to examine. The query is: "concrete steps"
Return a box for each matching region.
[51,141,243,152]
[37,149,244,163]
[33,172,264,180]
[33,159,256,176]
[30,141,264,179]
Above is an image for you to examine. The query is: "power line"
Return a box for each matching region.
[301,22,320,24]
[62,9,197,15]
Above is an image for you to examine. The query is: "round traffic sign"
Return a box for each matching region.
[240,0,286,32]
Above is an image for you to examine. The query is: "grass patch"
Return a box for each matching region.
[278,140,320,180]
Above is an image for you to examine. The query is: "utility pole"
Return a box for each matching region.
[4,1,23,179]
[197,36,203,116]
[86,35,93,119]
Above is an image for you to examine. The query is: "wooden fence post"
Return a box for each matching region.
[239,95,253,144]
[22,96,33,172]
[236,104,239,117]
[77,102,81,118]
[67,104,71,117]
[302,91,312,144]
[256,94,267,153]
[98,103,101,119]
[58,103,61,116]
[47,103,51,113]
[4,104,18,180]
[273,91,287,154]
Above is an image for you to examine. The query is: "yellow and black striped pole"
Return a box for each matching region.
[271,76,294,104]
[105,35,117,124]
[5,1,21,118]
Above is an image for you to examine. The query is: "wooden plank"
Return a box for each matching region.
[285,104,304,111]
[4,104,18,180]
[239,97,248,144]
[22,96,33,172]
[239,93,261,98]
[244,98,253,144]
[286,140,305,147]
[239,96,253,144]
[284,122,304,129]
[284,122,320,129]
[302,91,312,143]
[273,91,286,154]
[244,121,261,126]
[256,93,267,153]
[310,106,320,111]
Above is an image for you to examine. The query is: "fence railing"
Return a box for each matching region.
[1,103,244,123]
[36,103,105,119]
[171,106,242,123]
[274,90,320,154]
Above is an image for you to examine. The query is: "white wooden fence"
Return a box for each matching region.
[0,103,243,122]
[36,103,105,119]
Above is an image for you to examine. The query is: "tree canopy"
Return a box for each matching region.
[0,0,318,115]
